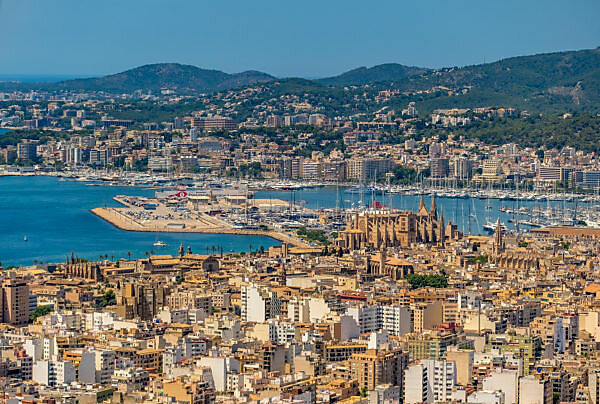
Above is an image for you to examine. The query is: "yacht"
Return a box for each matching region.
[483,221,507,233]
[153,240,167,247]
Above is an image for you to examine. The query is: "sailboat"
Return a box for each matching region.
[153,233,167,247]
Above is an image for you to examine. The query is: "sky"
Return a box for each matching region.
[0,0,598,78]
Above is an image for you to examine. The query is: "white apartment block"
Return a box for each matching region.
[32,360,75,387]
[346,304,411,336]
[241,284,281,322]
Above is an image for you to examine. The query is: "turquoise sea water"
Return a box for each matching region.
[0,176,582,266]
[0,128,11,135]
[0,176,279,266]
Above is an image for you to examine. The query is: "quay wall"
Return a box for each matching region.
[91,207,311,248]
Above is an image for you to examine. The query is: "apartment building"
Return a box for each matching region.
[1,279,30,326]
[349,348,408,392]
[241,284,281,322]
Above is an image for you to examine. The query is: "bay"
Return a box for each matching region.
[0,176,278,266]
[0,176,584,267]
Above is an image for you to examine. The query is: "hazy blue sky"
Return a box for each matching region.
[0,0,598,77]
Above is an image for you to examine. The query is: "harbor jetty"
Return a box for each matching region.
[91,206,311,248]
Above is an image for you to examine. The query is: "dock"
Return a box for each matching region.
[90,207,311,248]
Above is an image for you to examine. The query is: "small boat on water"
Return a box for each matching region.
[24,236,28,242]
[153,240,167,247]
[483,221,507,232]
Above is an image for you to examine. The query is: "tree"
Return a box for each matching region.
[30,305,53,322]
[360,387,368,398]
[96,289,116,309]
[406,274,448,289]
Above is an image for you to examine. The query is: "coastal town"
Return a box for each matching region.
[2,5,600,402]
[2,90,600,403]
[2,194,600,403]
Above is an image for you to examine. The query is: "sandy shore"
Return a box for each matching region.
[91,207,311,247]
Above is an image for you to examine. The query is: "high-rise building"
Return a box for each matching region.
[66,147,82,165]
[174,116,183,129]
[482,369,519,404]
[322,160,347,182]
[241,284,281,322]
[301,159,322,180]
[430,158,450,178]
[445,349,473,386]
[453,158,473,180]
[404,363,432,403]
[347,158,395,181]
[192,116,237,131]
[405,360,457,403]
[89,148,111,166]
[1,279,30,326]
[17,140,38,162]
[422,360,457,402]
[349,348,408,392]
[279,157,302,180]
[266,115,282,127]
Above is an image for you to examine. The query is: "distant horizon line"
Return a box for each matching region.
[0,45,598,82]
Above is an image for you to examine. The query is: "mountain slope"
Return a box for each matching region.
[318,63,428,86]
[54,63,274,93]
[1,48,598,112]
[394,47,600,110]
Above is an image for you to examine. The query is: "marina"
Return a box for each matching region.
[2,172,600,266]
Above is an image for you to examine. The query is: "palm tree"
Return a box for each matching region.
[127,251,132,261]
[248,244,253,252]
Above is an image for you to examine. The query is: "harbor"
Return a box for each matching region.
[90,195,311,248]
[0,176,280,266]
[3,171,600,266]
